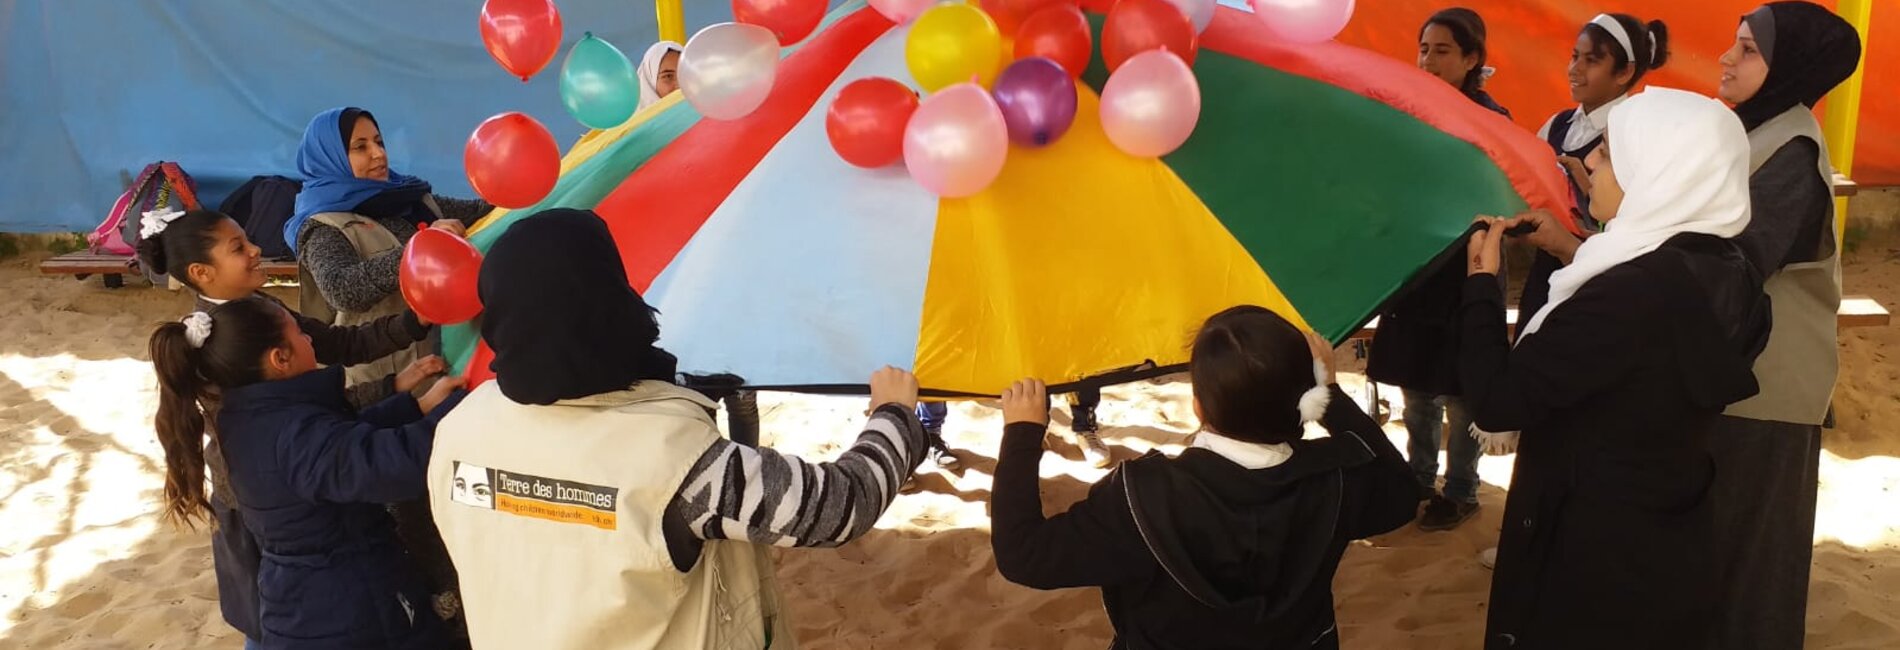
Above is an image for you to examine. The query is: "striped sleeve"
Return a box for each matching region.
[671,403,926,548]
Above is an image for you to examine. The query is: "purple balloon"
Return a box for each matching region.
[991,57,1077,148]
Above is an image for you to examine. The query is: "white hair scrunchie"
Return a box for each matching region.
[182,312,213,349]
[1297,360,1332,423]
[139,208,186,240]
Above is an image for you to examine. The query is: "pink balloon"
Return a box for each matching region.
[1248,0,1355,44]
[1164,0,1216,34]
[904,83,1008,198]
[869,0,937,24]
[1100,50,1201,158]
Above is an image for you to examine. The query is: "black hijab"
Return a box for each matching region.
[1734,2,1862,131]
[478,209,678,405]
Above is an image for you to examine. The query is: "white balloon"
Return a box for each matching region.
[679,23,781,121]
[1165,0,1218,34]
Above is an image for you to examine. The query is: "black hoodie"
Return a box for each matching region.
[990,387,1417,649]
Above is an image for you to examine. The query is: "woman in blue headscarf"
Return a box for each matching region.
[285,107,477,642]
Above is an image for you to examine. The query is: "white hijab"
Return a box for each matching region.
[636,41,684,110]
[1518,88,1754,338]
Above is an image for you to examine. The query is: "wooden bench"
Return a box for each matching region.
[38,253,300,288]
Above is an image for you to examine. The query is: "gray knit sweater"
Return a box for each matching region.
[296,195,489,314]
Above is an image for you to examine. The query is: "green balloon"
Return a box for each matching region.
[560,32,639,129]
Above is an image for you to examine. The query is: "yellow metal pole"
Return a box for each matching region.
[656,0,686,44]
[1822,0,1872,238]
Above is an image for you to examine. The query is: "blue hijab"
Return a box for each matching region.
[284,107,432,253]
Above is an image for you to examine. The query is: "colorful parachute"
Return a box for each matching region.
[450,0,1570,395]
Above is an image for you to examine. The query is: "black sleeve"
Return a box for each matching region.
[1317,386,1418,539]
[295,308,429,367]
[989,422,1156,590]
[343,375,398,410]
[1459,270,1654,433]
[1738,138,1833,272]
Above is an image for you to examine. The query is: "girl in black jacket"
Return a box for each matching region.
[990,306,1416,649]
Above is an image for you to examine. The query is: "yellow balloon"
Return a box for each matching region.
[906,3,1002,92]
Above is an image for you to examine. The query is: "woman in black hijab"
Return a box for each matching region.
[476,209,679,404]
[1711,4,1862,648]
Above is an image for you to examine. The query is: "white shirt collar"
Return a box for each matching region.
[1190,430,1294,470]
[1563,94,1630,152]
[200,294,230,305]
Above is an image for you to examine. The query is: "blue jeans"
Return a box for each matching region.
[917,402,948,432]
[243,639,261,650]
[1403,389,1479,504]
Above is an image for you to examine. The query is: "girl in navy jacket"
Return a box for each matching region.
[150,296,463,648]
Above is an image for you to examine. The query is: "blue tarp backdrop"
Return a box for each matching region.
[0,0,734,233]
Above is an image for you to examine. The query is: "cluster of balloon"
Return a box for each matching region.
[469,0,563,211]
[400,229,486,326]
[828,0,1352,195]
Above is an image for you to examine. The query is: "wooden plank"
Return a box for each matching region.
[1840,295,1891,329]
[1353,297,1888,339]
[1833,174,1858,198]
[38,254,134,276]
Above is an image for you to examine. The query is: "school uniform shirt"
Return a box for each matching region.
[1535,95,1627,153]
[988,387,1417,649]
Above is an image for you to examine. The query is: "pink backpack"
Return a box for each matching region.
[88,162,201,256]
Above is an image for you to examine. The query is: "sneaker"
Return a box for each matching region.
[932,446,961,469]
[1418,483,1435,502]
[1418,495,1480,532]
[1478,547,1498,570]
[1076,429,1113,468]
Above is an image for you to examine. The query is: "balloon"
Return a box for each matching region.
[1014,4,1092,78]
[680,23,781,121]
[827,77,921,168]
[868,0,937,24]
[1103,0,1197,72]
[400,228,484,325]
[1100,50,1201,157]
[560,33,640,129]
[1163,0,1217,34]
[463,112,560,208]
[906,4,1002,92]
[904,83,1008,197]
[733,0,826,45]
[479,0,563,81]
[1248,0,1355,44]
[977,0,1020,35]
[992,58,1077,147]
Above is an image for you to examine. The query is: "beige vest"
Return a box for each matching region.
[1724,107,1842,425]
[297,199,440,390]
[428,381,795,650]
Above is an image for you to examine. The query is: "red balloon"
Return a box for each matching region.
[733,0,827,46]
[400,229,484,325]
[978,0,1023,35]
[464,112,559,209]
[1103,0,1197,72]
[1016,4,1092,78]
[827,78,920,169]
[479,0,563,81]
